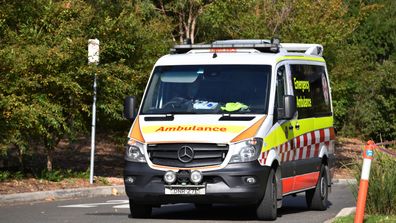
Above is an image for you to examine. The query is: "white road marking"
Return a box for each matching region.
[112,203,130,209]
[58,200,129,208]
[59,200,190,209]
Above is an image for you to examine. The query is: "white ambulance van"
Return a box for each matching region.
[123,39,335,220]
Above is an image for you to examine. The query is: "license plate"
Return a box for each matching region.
[165,185,205,195]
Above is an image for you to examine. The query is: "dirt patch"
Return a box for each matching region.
[1,137,366,195]
[0,134,125,195]
[334,137,364,179]
[0,177,123,195]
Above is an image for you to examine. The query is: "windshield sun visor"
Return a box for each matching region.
[160,70,200,83]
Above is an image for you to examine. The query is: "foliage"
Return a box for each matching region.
[333,215,396,223]
[152,0,215,43]
[329,0,396,140]
[0,171,23,181]
[0,0,172,171]
[352,151,396,215]
[37,169,89,182]
[199,0,368,47]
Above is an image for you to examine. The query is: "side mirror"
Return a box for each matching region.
[283,95,296,120]
[124,96,136,121]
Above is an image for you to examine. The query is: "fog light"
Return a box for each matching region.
[164,171,176,184]
[246,177,256,184]
[125,176,135,184]
[190,170,203,184]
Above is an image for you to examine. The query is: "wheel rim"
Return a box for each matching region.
[320,176,327,199]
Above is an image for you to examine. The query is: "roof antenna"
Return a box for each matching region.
[212,52,217,58]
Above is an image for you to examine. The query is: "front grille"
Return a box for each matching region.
[147,143,229,168]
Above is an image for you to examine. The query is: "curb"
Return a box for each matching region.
[324,207,356,223]
[332,178,357,185]
[0,185,125,206]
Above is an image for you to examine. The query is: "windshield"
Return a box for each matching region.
[141,65,271,114]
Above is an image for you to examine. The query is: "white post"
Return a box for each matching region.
[88,39,99,184]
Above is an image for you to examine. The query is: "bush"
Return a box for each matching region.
[38,170,65,182]
[0,170,23,181]
[37,169,90,182]
[352,149,396,215]
[0,171,11,181]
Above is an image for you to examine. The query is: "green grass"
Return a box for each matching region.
[333,215,396,223]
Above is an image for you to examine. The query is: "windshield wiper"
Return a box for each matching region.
[219,114,256,121]
[144,112,199,121]
[144,114,174,121]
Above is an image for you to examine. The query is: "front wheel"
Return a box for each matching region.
[256,168,277,220]
[194,203,213,210]
[306,165,328,210]
[129,199,152,218]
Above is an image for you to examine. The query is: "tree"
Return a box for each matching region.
[154,0,214,43]
[0,0,172,171]
[329,0,396,140]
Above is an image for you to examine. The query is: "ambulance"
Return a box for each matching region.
[123,39,335,220]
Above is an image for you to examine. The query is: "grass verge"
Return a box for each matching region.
[351,149,396,215]
[333,215,396,223]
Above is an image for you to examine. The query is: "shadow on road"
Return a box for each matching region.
[115,195,335,221]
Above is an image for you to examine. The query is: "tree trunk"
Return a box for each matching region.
[179,13,184,43]
[16,145,25,172]
[190,15,198,44]
[46,149,53,172]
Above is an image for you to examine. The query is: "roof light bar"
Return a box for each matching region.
[171,43,280,54]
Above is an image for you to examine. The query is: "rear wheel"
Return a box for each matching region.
[306,165,328,210]
[129,199,152,218]
[256,168,277,220]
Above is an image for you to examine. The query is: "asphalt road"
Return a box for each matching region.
[0,183,355,223]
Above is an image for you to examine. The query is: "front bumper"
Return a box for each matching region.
[124,162,270,205]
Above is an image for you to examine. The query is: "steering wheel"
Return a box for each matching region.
[163,97,187,110]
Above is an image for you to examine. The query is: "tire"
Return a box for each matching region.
[256,168,277,220]
[194,203,212,210]
[129,199,152,218]
[306,165,328,210]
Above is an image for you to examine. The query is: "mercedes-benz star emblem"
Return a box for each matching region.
[177,146,194,163]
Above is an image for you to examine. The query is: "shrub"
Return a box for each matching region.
[0,171,11,181]
[38,170,65,182]
[0,171,24,181]
[352,149,396,215]
[37,169,90,182]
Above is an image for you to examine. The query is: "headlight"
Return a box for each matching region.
[230,138,263,163]
[125,140,146,162]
